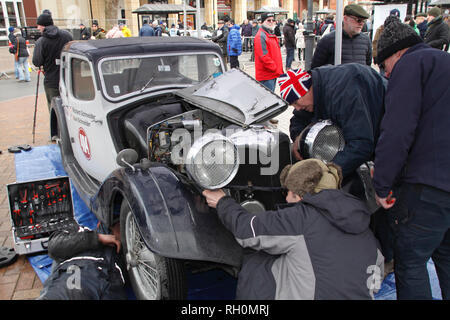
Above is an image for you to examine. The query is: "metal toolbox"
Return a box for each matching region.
[7,176,78,255]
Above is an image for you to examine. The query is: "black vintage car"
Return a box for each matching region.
[50,37,292,299]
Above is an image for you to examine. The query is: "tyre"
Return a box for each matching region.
[120,200,187,300]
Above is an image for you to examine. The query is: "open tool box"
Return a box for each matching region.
[7,176,78,255]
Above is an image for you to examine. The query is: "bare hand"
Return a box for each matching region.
[98,234,121,253]
[375,192,396,210]
[292,135,303,161]
[202,189,226,209]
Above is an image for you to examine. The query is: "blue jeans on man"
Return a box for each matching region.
[259,78,277,92]
[390,183,450,299]
[17,57,30,82]
[285,47,295,70]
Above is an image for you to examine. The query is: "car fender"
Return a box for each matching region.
[92,164,243,268]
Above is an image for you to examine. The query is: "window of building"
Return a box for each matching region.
[6,2,17,27]
[72,58,95,101]
[0,5,5,28]
[17,1,24,26]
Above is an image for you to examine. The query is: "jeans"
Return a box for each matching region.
[285,47,295,69]
[17,57,30,81]
[244,37,252,52]
[260,78,277,92]
[14,59,19,79]
[390,183,450,299]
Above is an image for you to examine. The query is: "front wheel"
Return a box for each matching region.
[120,200,187,300]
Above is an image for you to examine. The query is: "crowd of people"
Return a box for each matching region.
[8,4,450,300]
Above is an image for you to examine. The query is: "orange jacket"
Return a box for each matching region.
[254,27,283,81]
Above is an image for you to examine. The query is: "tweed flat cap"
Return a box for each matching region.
[344,4,370,19]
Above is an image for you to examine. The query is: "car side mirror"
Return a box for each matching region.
[116,149,138,171]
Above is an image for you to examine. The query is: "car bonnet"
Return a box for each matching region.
[174,68,288,127]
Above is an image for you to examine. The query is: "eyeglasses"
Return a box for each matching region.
[266,19,275,22]
[348,15,367,24]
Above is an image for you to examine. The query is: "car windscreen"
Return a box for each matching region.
[100,53,224,100]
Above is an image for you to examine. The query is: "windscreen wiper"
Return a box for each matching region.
[140,76,154,93]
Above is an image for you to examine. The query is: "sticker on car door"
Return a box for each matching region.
[78,127,91,160]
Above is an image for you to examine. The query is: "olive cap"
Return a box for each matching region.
[344,4,370,19]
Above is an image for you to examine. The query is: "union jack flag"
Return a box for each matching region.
[278,69,312,104]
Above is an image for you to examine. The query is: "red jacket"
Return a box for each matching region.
[254,27,283,81]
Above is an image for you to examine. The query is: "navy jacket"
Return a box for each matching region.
[311,30,372,69]
[290,63,386,178]
[216,190,384,300]
[373,43,450,197]
[139,24,154,36]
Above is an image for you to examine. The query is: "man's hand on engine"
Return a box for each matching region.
[293,135,303,161]
[202,189,226,209]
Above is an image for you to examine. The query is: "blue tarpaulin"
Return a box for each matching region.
[13,145,442,300]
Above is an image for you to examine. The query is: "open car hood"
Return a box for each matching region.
[174,68,288,127]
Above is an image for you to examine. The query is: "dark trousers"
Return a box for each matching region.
[285,47,295,69]
[44,84,60,112]
[390,183,450,300]
[298,48,305,61]
[230,55,240,69]
[371,207,394,262]
[244,37,252,52]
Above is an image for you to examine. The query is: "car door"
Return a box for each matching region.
[65,54,118,182]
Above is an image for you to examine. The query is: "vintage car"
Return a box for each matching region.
[50,37,292,299]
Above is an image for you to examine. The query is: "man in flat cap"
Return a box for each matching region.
[33,11,72,113]
[373,15,450,300]
[203,160,384,300]
[424,7,450,50]
[312,4,372,69]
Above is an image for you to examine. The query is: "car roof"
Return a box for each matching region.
[63,37,223,63]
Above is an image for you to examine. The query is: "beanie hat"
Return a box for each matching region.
[8,26,15,33]
[376,15,422,65]
[428,7,441,18]
[277,69,312,104]
[389,9,401,18]
[261,13,275,23]
[280,159,343,197]
[37,13,53,27]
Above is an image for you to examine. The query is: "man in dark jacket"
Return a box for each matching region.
[374,16,450,300]
[33,12,72,111]
[212,19,229,64]
[284,64,386,179]
[320,15,335,35]
[203,159,384,300]
[37,224,127,300]
[139,20,154,36]
[283,19,296,70]
[415,12,428,39]
[241,19,253,52]
[79,23,90,40]
[10,30,30,82]
[424,7,450,50]
[312,4,372,69]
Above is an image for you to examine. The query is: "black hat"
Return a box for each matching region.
[344,4,369,19]
[261,13,275,23]
[287,18,295,24]
[376,16,423,64]
[416,12,427,18]
[37,13,53,27]
[92,20,99,26]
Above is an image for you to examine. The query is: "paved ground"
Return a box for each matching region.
[0,48,299,300]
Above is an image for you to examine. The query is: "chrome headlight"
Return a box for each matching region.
[186,132,240,189]
[298,120,345,162]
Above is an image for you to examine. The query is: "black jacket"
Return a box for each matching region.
[10,36,29,58]
[80,27,91,40]
[212,26,229,56]
[216,190,383,299]
[290,63,386,178]
[311,30,372,69]
[283,23,296,48]
[32,25,72,88]
[38,227,127,300]
[424,16,450,50]
[417,21,428,39]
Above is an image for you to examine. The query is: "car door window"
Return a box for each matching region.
[72,58,95,101]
